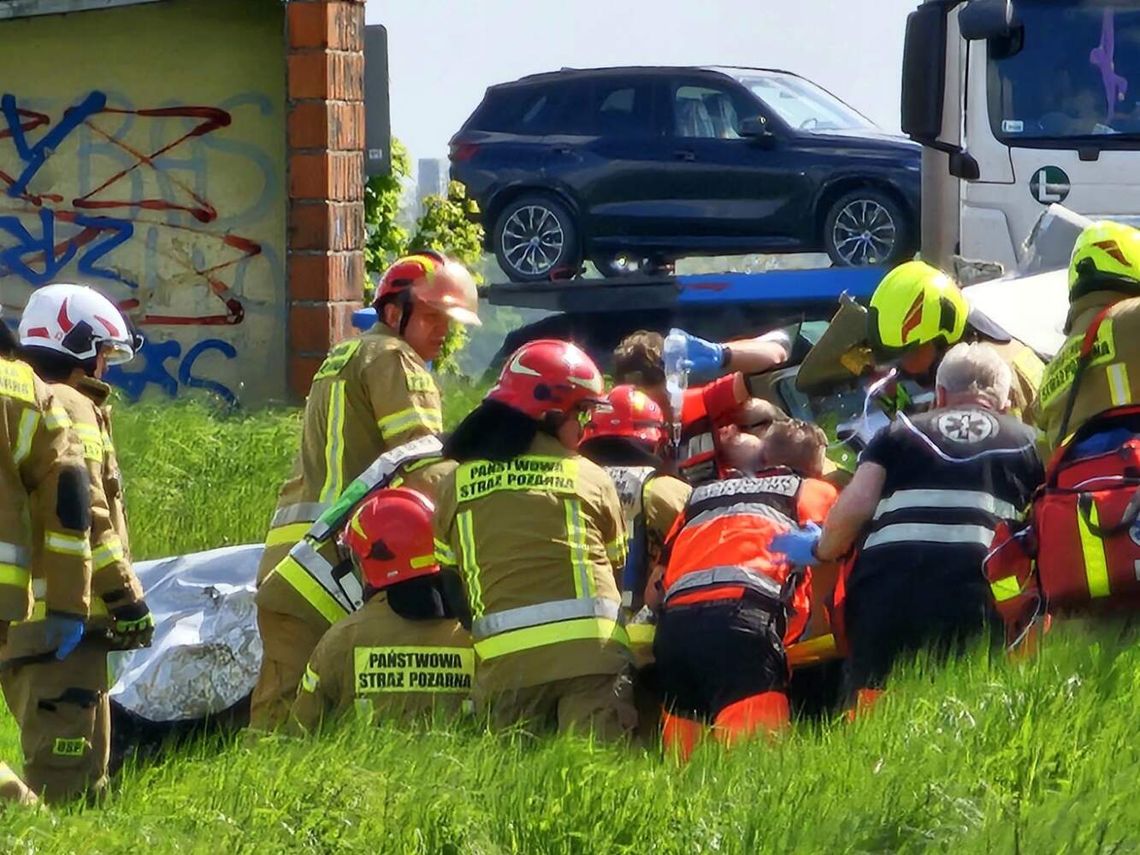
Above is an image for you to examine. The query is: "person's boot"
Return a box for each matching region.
[662,709,705,763]
[845,687,885,722]
[713,691,790,748]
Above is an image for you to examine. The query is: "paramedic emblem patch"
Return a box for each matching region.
[937,410,996,444]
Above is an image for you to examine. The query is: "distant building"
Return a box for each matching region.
[416,158,448,208]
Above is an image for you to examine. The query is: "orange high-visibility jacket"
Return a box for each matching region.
[662,469,837,644]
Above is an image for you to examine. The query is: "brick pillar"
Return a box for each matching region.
[286,0,367,400]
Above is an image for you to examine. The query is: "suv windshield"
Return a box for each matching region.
[988,3,1140,144]
[725,71,876,133]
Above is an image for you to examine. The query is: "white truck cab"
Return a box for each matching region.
[902,0,1140,282]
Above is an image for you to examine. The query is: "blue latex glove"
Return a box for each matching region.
[43,613,85,661]
[770,522,822,567]
[669,328,726,381]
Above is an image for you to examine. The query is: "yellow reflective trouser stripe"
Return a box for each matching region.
[275,556,348,625]
[474,617,629,660]
[564,499,594,598]
[434,537,456,566]
[319,380,347,504]
[626,623,655,647]
[45,531,90,558]
[787,634,839,667]
[12,409,39,467]
[1077,501,1111,599]
[265,522,313,549]
[1107,362,1131,407]
[0,563,30,587]
[456,511,485,617]
[990,575,1023,603]
[301,664,320,693]
[377,406,443,440]
[92,536,125,571]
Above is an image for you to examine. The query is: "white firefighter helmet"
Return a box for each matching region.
[19,283,138,365]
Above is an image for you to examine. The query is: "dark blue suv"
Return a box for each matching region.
[450,66,921,283]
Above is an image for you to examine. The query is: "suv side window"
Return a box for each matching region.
[671,81,755,140]
[590,81,656,136]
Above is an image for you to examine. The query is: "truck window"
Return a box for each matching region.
[988,4,1140,143]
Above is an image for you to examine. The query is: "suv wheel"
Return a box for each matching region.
[493,195,581,282]
[823,189,913,267]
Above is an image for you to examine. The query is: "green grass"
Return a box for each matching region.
[2,395,1139,852]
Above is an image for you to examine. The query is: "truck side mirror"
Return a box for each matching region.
[959,0,1016,41]
[900,3,948,144]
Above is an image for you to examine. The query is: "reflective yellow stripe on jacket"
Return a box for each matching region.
[377,405,443,441]
[1077,500,1111,599]
[454,456,628,661]
[0,541,30,590]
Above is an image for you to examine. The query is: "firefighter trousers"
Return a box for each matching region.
[249,607,326,732]
[0,643,110,804]
[476,671,637,743]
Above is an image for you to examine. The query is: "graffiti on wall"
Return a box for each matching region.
[0,88,285,404]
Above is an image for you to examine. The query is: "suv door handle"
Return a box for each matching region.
[674,149,696,162]
[552,145,574,155]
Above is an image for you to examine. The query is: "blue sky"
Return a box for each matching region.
[369,0,920,167]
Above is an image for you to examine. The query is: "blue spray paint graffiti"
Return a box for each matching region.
[0,88,284,402]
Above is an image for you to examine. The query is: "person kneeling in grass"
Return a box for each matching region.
[288,489,473,734]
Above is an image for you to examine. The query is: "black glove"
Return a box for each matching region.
[107,600,155,650]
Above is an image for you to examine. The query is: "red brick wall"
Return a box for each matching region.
[286,0,367,400]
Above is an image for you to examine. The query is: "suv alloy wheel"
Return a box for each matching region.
[493,195,582,282]
[823,188,913,267]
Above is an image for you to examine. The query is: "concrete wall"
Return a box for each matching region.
[0,0,289,404]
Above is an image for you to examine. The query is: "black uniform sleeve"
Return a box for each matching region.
[858,422,899,469]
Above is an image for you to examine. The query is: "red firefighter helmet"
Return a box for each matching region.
[487,339,606,420]
[338,488,439,590]
[582,384,667,452]
[373,251,481,326]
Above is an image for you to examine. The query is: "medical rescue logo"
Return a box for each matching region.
[1029,166,1071,205]
[937,410,997,444]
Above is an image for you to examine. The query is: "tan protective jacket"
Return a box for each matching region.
[257,325,444,587]
[0,357,90,637]
[289,593,473,734]
[433,433,629,691]
[1038,292,1140,453]
[988,339,1045,427]
[50,379,143,623]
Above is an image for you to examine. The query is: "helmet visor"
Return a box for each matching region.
[100,338,137,366]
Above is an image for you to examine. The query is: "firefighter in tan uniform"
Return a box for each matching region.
[289,488,473,734]
[0,307,95,803]
[251,252,480,730]
[1038,221,1140,454]
[434,340,637,741]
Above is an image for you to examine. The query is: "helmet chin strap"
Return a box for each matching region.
[398,291,414,337]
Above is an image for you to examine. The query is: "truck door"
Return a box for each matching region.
[961,3,1140,270]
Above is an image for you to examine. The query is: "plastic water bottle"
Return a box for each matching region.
[663,330,688,447]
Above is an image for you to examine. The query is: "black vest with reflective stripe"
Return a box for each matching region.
[855,408,1040,586]
[679,468,803,533]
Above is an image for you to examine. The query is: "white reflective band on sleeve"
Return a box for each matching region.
[0,542,30,567]
[872,490,1018,521]
[1107,362,1132,407]
[271,502,330,529]
[864,522,996,550]
[45,531,90,557]
[471,597,621,641]
[12,409,39,467]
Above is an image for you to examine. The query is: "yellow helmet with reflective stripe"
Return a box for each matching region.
[1069,220,1140,301]
[867,260,968,355]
